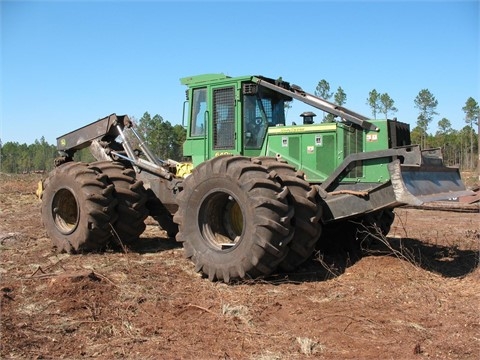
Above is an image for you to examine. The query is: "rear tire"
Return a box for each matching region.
[89,161,149,246]
[255,157,323,272]
[318,209,396,257]
[358,209,395,248]
[374,209,395,236]
[41,162,118,253]
[173,155,294,282]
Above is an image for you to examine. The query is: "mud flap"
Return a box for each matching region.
[389,159,474,205]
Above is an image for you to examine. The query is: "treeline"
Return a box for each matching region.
[0,137,57,174]
[134,112,186,162]
[412,126,478,168]
[1,108,478,174]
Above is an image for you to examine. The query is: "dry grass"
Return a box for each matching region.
[1,174,479,359]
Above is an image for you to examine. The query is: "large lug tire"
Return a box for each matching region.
[318,220,359,255]
[41,162,118,253]
[255,157,323,271]
[173,155,294,282]
[89,161,149,246]
[318,209,396,257]
[358,209,395,248]
[372,209,395,236]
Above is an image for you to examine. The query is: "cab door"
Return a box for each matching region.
[186,87,209,165]
[209,85,239,156]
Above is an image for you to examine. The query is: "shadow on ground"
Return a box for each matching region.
[368,237,479,278]
[268,236,479,284]
[106,235,181,254]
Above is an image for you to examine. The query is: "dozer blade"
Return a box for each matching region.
[389,159,474,206]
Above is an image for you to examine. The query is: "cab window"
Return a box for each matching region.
[190,88,206,137]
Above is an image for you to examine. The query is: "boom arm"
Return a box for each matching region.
[253,76,379,132]
[56,113,132,152]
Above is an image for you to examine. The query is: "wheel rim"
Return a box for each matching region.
[51,188,79,234]
[199,191,244,250]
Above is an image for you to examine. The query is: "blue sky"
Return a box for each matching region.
[1,0,479,145]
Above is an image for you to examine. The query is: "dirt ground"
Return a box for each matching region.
[1,173,479,360]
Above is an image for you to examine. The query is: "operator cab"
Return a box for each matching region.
[181,74,293,165]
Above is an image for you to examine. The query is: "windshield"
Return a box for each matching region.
[243,87,286,149]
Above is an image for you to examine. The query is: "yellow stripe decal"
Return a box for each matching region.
[268,124,337,134]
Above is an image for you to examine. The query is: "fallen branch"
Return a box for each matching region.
[403,202,479,213]
[26,270,92,280]
[186,303,217,315]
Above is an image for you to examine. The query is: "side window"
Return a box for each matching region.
[243,95,269,149]
[191,88,206,137]
[244,94,260,149]
[213,87,235,149]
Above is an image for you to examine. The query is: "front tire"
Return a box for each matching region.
[41,162,118,253]
[173,156,294,282]
[255,157,323,272]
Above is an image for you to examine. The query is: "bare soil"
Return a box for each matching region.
[1,173,479,359]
